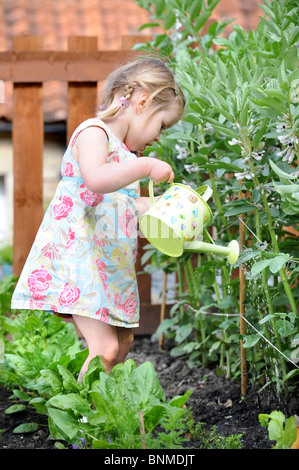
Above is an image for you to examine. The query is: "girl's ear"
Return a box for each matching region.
[136,92,150,114]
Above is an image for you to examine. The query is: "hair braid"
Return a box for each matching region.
[97,58,185,120]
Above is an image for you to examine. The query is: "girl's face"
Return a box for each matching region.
[125,95,182,152]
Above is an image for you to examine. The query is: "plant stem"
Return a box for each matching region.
[248,158,298,322]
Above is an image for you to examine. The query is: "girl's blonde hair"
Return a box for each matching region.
[97,57,185,122]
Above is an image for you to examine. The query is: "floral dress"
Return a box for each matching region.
[11,118,140,328]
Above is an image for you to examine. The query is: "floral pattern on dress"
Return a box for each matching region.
[11,118,140,328]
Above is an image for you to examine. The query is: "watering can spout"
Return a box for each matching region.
[185,240,240,265]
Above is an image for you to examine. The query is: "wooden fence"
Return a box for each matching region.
[0,35,171,335]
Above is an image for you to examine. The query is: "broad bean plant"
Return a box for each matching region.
[135,0,299,392]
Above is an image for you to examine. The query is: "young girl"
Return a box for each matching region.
[11,57,185,379]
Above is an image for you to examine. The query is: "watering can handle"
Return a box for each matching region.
[148,180,213,204]
[149,180,155,205]
[148,180,175,205]
[196,185,213,202]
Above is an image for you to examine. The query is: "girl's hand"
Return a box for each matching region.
[148,159,174,184]
[136,197,151,218]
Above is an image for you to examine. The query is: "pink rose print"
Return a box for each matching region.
[29,300,45,310]
[114,293,122,308]
[58,282,80,307]
[123,292,137,317]
[53,195,73,220]
[28,268,52,300]
[95,307,109,323]
[96,259,108,289]
[79,183,104,207]
[66,228,75,249]
[118,208,136,237]
[63,162,74,177]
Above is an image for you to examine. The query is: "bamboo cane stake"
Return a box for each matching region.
[239,213,247,395]
[159,271,168,351]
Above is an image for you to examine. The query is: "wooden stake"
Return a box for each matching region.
[159,272,167,351]
[239,213,247,395]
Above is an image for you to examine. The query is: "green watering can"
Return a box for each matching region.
[139,181,239,264]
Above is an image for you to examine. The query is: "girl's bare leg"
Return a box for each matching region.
[115,327,134,364]
[72,315,119,379]
[72,315,133,380]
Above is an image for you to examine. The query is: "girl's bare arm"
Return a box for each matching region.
[75,127,174,194]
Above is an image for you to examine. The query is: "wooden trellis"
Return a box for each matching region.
[0,34,171,335]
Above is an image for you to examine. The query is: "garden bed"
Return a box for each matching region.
[0,336,297,450]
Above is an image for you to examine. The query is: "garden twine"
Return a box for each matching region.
[187,306,299,370]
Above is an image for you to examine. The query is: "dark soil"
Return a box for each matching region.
[0,336,298,451]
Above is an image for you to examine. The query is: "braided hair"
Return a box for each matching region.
[97,57,185,120]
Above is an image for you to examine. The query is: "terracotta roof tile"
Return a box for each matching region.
[0,0,262,122]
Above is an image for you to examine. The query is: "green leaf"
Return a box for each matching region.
[224,204,255,216]
[276,320,295,337]
[5,354,38,379]
[175,324,193,343]
[143,404,167,432]
[47,407,81,441]
[283,416,298,449]
[13,422,39,434]
[227,63,238,92]
[5,404,26,414]
[202,118,239,139]
[126,362,166,410]
[269,254,290,273]
[138,22,161,31]
[242,334,261,348]
[251,259,271,276]
[47,393,91,416]
[57,365,81,393]
[285,45,297,71]
[195,11,211,31]
[40,369,63,394]
[168,389,193,408]
[190,0,202,20]
[252,126,268,147]
[11,390,32,401]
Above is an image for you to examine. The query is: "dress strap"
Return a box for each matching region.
[70,123,109,148]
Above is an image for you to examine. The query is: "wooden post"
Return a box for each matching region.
[67,37,99,143]
[13,36,44,276]
[239,213,247,395]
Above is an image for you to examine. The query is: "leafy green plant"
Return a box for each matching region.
[258,410,298,449]
[135,0,299,393]
[1,309,83,392]
[0,280,192,449]
[187,417,243,449]
[45,357,191,449]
